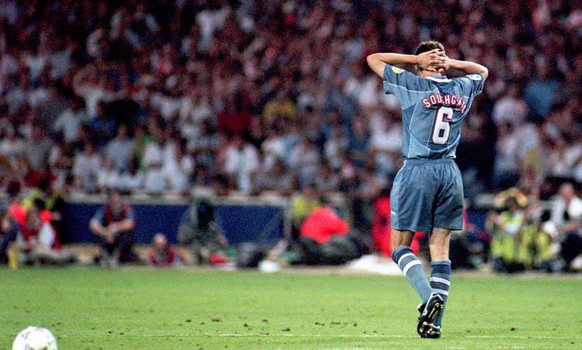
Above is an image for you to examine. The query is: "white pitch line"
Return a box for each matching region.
[205,334,417,338]
[468,335,582,340]
[205,333,582,341]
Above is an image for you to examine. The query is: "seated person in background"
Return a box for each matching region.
[17,206,76,265]
[0,203,20,265]
[292,197,367,265]
[487,194,552,272]
[515,187,553,270]
[543,183,582,272]
[177,199,229,265]
[6,180,26,226]
[148,233,184,267]
[89,189,139,266]
[289,183,320,238]
[487,196,526,272]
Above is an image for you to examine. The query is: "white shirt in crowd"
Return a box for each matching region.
[53,108,86,143]
[225,143,259,194]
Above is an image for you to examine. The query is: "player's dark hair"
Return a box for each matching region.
[414,40,445,55]
[414,40,445,73]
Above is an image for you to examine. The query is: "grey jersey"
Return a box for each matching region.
[382,64,484,159]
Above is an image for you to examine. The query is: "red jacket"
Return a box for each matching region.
[372,197,422,257]
[148,246,177,267]
[299,207,349,244]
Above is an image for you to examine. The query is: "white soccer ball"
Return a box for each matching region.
[12,326,58,350]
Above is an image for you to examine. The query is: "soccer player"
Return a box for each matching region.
[366,41,488,338]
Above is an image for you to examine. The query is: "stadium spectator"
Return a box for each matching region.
[261,126,287,171]
[288,137,320,187]
[314,162,341,195]
[347,116,370,169]
[21,178,70,243]
[289,183,320,237]
[52,97,88,144]
[17,205,76,266]
[487,196,527,273]
[544,183,582,272]
[104,124,135,173]
[89,189,139,266]
[369,112,402,177]
[256,158,295,196]
[217,91,254,136]
[223,135,260,194]
[72,142,101,193]
[491,83,528,127]
[162,138,194,194]
[118,158,144,193]
[524,64,560,121]
[96,156,121,193]
[141,124,168,193]
[147,233,184,267]
[72,64,113,119]
[493,122,521,190]
[290,196,366,265]
[487,191,552,273]
[24,122,53,174]
[177,199,229,266]
[0,120,25,166]
[0,202,19,265]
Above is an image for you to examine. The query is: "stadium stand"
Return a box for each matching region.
[1,0,581,270]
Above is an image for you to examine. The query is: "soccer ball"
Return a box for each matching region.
[12,326,58,350]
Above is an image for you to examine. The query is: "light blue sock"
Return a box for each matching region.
[392,247,431,302]
[430,260,451,327]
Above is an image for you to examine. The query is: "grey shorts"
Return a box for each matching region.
[390,158,464,233]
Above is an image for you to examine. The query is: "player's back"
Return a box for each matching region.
[382,65,485,159]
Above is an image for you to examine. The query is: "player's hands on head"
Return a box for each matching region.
[434,53,452,71]
[416,49,445,70]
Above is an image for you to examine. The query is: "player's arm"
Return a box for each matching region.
[440,56,489,80]
[366,49,443,78]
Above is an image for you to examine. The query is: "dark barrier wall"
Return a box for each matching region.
[61,199,488,246]
[61,202,285,245]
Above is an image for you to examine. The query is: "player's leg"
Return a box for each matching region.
[391,229,432,303]
[390,163,434,304]
[391,161,440,337]
[428,228,452,329]
[428,161,464,333]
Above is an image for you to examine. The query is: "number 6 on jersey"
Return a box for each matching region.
[431,107,454,144]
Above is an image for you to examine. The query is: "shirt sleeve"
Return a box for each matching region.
[125,206,136,222]
[91,207,104,224]
[456,73,485,97]
[382,64,425,109]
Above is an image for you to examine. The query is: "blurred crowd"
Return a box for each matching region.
[1,1,582,270]
[0,0,581,200]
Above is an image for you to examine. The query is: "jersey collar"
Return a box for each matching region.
[426,75,451,82]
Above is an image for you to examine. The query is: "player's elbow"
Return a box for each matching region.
[479,66,489,81]
[366,54,377,68]
[366,54,384,77]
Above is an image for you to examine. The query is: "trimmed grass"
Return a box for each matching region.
[0,268,581,349]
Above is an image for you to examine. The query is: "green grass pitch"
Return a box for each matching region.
[1,268,580,349]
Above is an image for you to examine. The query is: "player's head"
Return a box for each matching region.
[414,40,445,75]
